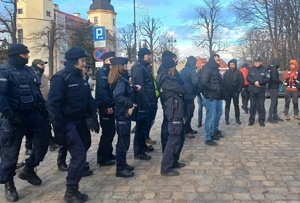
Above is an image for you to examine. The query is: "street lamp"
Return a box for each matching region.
[167,36,177,52]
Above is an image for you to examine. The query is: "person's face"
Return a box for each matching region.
[37,63,46,69]
[173,57,178,65]
[229,62,235,69]
[123,64,128,71]
[75,57,87,70]
[143,54,151,62]
[254,62,262,67]
[82,67,88,73]
[19,53,30,59]
[290,63,296,69]
[214,56,220,64]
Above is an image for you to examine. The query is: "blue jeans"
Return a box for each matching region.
[204,98,217,141]
[213,100,223,131]
[197,95,203,123]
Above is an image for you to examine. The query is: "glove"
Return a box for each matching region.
[85,117,100,133]
[39,107,49,120]
[7,116,22,127]
[54,130,64,146]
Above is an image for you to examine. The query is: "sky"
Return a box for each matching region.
[54,0,244,61]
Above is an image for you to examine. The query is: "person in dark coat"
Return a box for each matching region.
[0,44,49,202]
[131,48,156,160]
[95,51,116,166]
[247,57,270,127]
[267,59,284,123]
[180,56,198,137]
[223,59,244,125]
[108,57,140,178]
[157,56,186,176]
[47,47,98,203]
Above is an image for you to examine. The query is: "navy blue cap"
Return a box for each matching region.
[7,43,29,57]
[110,57,128,65]
[101,51,115,60]
[254,57,262,62]
[162,56,176,69]
[162,50,176,58]
[65,47,88,60]
[138,48,151,57]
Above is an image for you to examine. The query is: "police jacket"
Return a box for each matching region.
[131,59,156,107]
[0,62,44,117]
[223,59,244,94]
[111,71,135,119]
[156,71,186,121]
[180,56,198,100]
[268,66,282,89]
[95,64,114,110]
[247,65,270,93]
[47,63,96,131]
[201,57,223,100]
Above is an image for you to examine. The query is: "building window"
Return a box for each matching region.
[17,8,23,14]
[17,29,23,44]
[113,19,115,26]
[46,11,51,17]
[94,16,98,24]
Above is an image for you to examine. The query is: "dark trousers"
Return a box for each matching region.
[184,99,195,133]
[161,108,169,153]
[161,119,184,174]
[0,111,49,183]
[268,88,279,118]
[134,107,150,155]
[249,92,266,124]
[97,110,115,163]
[63,120,86,186]
[115,119,131,171]
[242,86,250,110]
[147,103,157,140]
[225,92,240,121]
[284,90,299,116]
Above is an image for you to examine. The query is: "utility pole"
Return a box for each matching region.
[133,0,137,61]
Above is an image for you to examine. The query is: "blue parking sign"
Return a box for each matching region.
[93,26,106,41]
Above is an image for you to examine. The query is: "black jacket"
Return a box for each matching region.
[0,62,44,117]
[47,64,96,131]
[223,59,244,93]
[95,64,114,110]
[111,71,135,119]
[268,66,282,89]
[247,65,270,93]
[180,56,198,100]
[131,59,156,107]
[200,56,223,100]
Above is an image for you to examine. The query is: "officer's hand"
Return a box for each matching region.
[85,117,100,134]
[40,107,49,120]
[107,108,113,115]
[7,116,22,127]
[54,130,64,146]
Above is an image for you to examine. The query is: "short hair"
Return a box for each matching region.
[213,53,220,58]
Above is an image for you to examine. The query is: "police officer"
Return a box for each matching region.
[108,57,138,178]
[0,44,49,202]
[131,48,156,160]
[95,51,116,166]
[47,47,98,203]
[157,56,186,176]
[248,57,270,127]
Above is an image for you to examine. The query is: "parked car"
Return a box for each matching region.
[265,71,285,98]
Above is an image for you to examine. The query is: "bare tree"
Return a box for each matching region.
[0,0,17,43]
[27,21,65,77]
[155,31,179,63]
[117,24,135,63]
[193,0,227,56]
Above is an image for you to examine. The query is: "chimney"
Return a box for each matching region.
[54,4,59,10]
[73,12,81,18]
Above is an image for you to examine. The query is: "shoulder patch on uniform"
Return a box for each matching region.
[69,84,79,87]
[0,78,7,82]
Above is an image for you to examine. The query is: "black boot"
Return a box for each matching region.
[18,165,42,186]
[4,180,18,202]
[64,185,88,203]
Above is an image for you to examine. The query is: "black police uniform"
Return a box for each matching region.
[156,56,186,175]
[247,63,270,125]
[131,58,156,158]
[0,44,49,201]
[95,63,116,165]
[47,47,97,202]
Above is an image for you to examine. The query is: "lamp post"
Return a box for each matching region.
[168,35,177,52]
[133,0,137,61]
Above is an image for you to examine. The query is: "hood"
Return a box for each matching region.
[203,56,219,71]
[289,60,299,72]
[185,56,197,69]
[228,59,237,70]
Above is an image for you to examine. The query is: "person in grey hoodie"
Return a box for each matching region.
[180,56,198,138]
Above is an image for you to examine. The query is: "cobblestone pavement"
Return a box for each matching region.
[1,97,300,203]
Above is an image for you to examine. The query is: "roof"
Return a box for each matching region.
[196,57,228,68]
[89,0,115,12]
[55,9,88,28]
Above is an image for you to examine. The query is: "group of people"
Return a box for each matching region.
[0,42,299,203]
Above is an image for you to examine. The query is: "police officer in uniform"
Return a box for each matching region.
[47,47,98,203]
[248,57,270,127]
[0,44,49,202]
[157,56,186,176]
[108,57,138,178]
[95,51,116,166]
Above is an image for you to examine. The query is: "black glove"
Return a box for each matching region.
[54,130,64,146]
[39,107,49,120]
[85,117,100,133]
[7,116,22,127]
